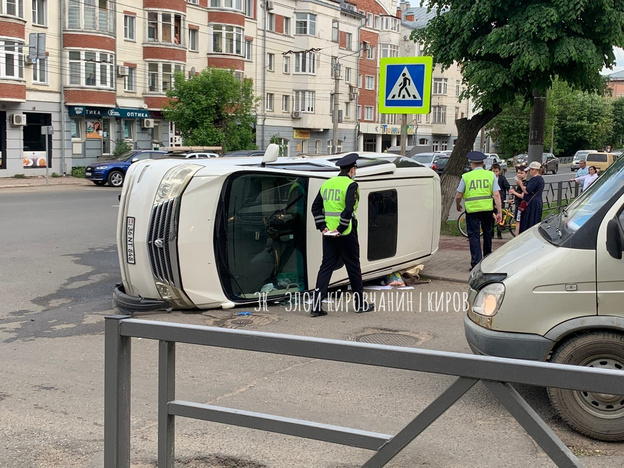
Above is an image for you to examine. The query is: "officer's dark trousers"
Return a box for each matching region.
[466,210,494,268]
[314,231,364,311]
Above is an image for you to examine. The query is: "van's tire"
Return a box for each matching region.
[107,170,125,187]
[547,332,624,441]
[552,165,558,174]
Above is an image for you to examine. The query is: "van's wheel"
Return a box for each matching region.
[552,165,558,174]
[547,332,624,441]
[107,170,125,187]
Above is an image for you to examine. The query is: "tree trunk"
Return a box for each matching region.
[439,107,502,222]
[528,89,547,166]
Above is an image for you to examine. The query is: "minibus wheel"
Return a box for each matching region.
[547,332,624,441]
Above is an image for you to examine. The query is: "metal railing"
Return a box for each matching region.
[542,180,581,212]
[104,316,624,468]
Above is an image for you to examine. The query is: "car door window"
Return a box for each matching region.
[217,174,308,300]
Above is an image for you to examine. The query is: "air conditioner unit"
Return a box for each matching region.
[117,65,129,77]
[25,56,36,65]
[10,114,27,126]
[292,111,301,119]
[142,118,155,128]
[266,0,274,10]
[349,92,357,101]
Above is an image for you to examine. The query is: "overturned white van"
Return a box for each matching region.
[113,145,440,312]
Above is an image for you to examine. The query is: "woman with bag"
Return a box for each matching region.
[509,166,527,236]
[519,161,545,233]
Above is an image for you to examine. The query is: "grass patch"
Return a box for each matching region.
[12,174,27,179]
[441,219,462,236]
[71,166,86,178]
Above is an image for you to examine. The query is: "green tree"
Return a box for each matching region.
[611,97,624,149]
[412,0,624,220]
[486,97,531,158]
[163,68,258,153]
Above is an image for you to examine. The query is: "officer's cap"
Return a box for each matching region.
[335,152,360,169]
[466,151,487,161]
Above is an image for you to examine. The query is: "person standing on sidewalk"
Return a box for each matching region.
[491,163,510,239]
[310,153,374,317]
[456,151,502,270]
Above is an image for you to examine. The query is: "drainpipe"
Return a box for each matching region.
[353,19,364,151]
[260,1,268,150]
[59,0,67,175]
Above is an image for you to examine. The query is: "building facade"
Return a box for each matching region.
[0,0,467,177]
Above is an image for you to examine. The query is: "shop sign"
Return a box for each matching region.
[68,106,150,119]
[293,129,310,140]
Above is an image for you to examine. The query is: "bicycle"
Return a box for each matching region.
[457,200,517,238]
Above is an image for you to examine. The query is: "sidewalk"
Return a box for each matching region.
[420,234,511,283]
[0,175,92,189]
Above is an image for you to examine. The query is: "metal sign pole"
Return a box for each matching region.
[400,114,407,156]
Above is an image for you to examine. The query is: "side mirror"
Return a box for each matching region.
[606,218,623,260]
[261,144,280,165]
[131,157,139,163]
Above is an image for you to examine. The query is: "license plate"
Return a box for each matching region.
[126,217,135,264]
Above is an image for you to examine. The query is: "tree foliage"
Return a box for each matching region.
[163,68,258,152]
[410,0,624,221]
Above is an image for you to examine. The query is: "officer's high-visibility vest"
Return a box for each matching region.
[462,169,495,213]
[321,176,358,235]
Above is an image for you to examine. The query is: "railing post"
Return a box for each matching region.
[158,340,176,468]
[104,316,132,468]
[556,181,563,213]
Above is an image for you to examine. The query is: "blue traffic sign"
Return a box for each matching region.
[379,57,432,114]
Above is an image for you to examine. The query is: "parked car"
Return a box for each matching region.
[410,152,446,168]
[464,155,624,441]
[540,152,559,174]
[84,150,167,187]
[571,150,597,171]
[514,153,528,172]
[484,153,508,174]
[586,152,619,173]
[433,155,449,175]
[113,146,441,313]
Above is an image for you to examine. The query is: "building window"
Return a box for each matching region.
[357,105,361,119]
[210,0,243,11]
[124,67,136,92]
[70,119,81,139]
[32,57,47,84]
[358,74,362,88]
[294,90,315,113]
[147,62,184,93]
[67,0,114,33]
[344,102,350,119]
[244,0,253,17]
[283,17,290,35]
[147,11,184,44]
[432,105,446,124]
[189,29,198,51]
[0,40,24,79]
[2,0,23,17]
[283,55,290,73]
[68,50,113,88]
[345,32,352,50]
[441,141,449,151]
[432,140,439,151]
[212,24,243,55]
[456,79,461,96]
[123,120,134,140]
[365,106,374,121]
[266,93,274,111]
[32,0,46,25]
[374,15,380,29]
[295,12,316,35]
[124,14,135,40]
[188,0,199,4]
[332,19,339,42]
[282,95,290,112]
[267,53,274,71]
[294,51,316,74]
[380,43,398,58]
[433,77,448,95]
[366,46,376,60]
[366,13,373,27]
[365,75,374,90]
[267,12,275,31]
[344,67,351,83]
[245,39,253,60]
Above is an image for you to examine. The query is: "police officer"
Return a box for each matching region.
[310,153,374,317]
[456,151,502,270]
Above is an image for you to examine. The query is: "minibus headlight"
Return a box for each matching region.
[154,164,202,205]
[472,282,505,317]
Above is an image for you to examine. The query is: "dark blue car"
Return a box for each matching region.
[84,150,166,187]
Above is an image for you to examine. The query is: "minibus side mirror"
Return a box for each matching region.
[261,144,280,165]
[606,218,623,260]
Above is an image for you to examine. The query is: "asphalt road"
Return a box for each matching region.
[1,184,623,468]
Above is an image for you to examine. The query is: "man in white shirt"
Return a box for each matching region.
[576,160,589,178]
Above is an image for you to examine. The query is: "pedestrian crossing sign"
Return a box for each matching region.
[378,56,432,114]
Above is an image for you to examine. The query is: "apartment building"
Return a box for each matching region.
[0,0,466,177]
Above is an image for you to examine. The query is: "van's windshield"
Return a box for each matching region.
[553,156,624,239]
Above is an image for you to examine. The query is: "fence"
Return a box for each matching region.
[542,180,582,212]
[104,316,624,468]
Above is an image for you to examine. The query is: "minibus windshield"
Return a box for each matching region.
[561,157,624,234]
